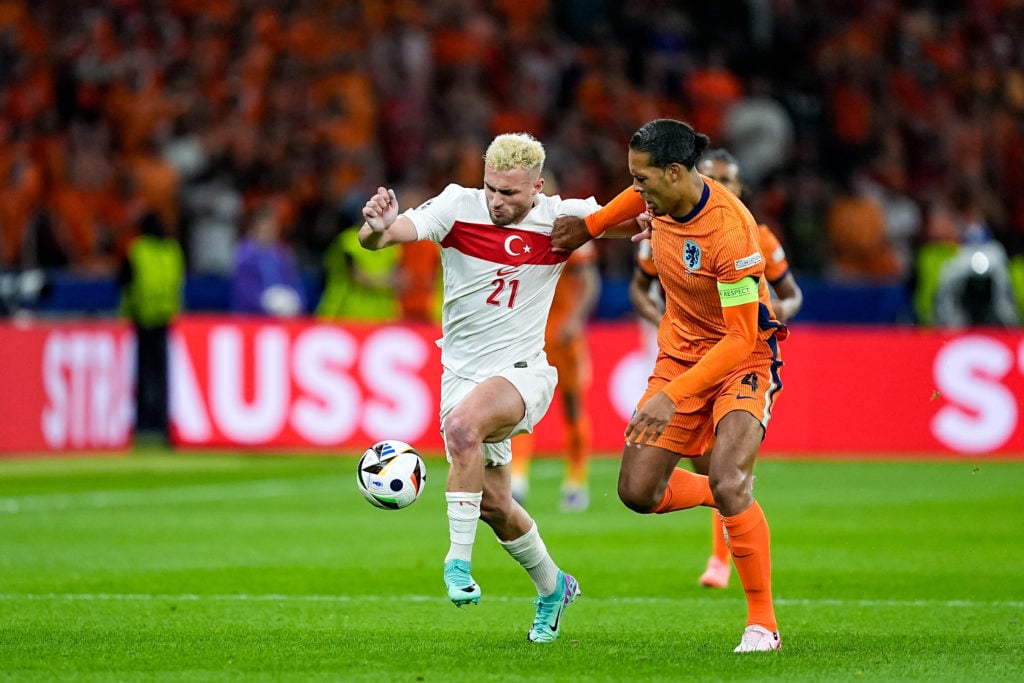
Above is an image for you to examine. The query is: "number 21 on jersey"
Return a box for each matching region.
[487,277,519,309]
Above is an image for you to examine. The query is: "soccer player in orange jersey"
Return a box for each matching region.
[630,148,802,591]
[552,119,788,653]
[511,241,600,511]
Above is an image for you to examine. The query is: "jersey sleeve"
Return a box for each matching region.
[757,224,790,284]
[404,183,465,243]
[584,187,645,236]
[714,210,764,285]
[557,195,601,218]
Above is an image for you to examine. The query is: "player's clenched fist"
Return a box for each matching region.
[362,187,399,232]
[551,215,592,252]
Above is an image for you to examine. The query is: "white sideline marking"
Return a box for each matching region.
[0,593,1020,609]
[0,475,340,514]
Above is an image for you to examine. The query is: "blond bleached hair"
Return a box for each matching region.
[484,133,545,173]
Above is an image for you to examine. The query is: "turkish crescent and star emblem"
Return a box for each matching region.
[504,234,531,257]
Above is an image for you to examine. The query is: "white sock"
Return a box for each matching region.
[445,491,482,563]
[500,523,559,596]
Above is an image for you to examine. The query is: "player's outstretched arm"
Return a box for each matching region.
[359,187,419,250]
[552,187,646,251]
[588,187,646,239]
[770,272,803,322]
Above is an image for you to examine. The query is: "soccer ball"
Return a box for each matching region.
[356,440,427,510]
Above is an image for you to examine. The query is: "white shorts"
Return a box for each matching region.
[439,359,557,467]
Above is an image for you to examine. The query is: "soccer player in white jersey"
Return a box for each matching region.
[359,133,599,644]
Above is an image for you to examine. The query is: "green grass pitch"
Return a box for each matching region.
[1,451,1022,682]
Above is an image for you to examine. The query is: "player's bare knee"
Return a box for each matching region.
[617,479,660,514]
[442,412,479,456]
[710,471,753,515]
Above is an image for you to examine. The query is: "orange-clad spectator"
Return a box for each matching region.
[431,8,499,71]
[68,15,122,118]
[425,137,487,192]
[314,69,377,150]
[103,73,179,158]
[888,68,935,126]
[825,173,903,281]
[543,115,607,201]
[838,9,890,64]
[286,10,352,64]
[123,138,180,236]
[192,25,232,107]
[682,50,744,141]
[828,74,874,148]
[0,149,43,267]
[172,0,237,24]
[250,7,283,51]
[0,0,25,31]
[394,186,440,323]
[30,122,67,189]
[489,106,545,140]
[5,58,55,127]
[494,0,549,40]
[574,47,622,128]
[99,172,149,260]
[48,155,115,273]
[397,239,441,323]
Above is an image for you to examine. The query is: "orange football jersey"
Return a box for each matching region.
[649,178,784,363]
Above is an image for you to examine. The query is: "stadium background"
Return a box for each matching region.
[2,5,1023,680]
[0,0,1023,458]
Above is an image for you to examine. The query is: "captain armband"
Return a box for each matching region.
[717,277,758,307]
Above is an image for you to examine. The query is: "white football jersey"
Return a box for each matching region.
[404,183,599,381]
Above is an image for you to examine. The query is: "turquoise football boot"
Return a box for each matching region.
[443,559,481,606]
[527,571,580,643]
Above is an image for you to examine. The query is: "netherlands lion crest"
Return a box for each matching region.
[683,240,702,271]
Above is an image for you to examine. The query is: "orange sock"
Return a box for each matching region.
[653,468,716,513]
[722,501,777,631]
[511,432,534,480]
[711,510,730,562]
[565,414,591,487]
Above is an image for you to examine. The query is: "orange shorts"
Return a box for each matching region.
[545,335,591,394]
[638,349,783,457]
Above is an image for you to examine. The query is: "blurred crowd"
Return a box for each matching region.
[1,0,1023,323]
